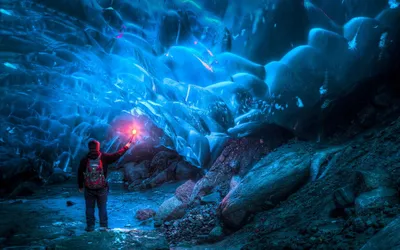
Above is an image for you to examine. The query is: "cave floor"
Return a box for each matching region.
[0,178,182,249]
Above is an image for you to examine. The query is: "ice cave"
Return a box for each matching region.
[0,0,400,249]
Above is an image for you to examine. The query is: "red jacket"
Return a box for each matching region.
[77,146,129,189]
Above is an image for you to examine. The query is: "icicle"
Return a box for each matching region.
[62,156,70,172]
[176,20,181,45]
[185,85,191,102]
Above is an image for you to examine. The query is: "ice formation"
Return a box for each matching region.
[0,0,399,172]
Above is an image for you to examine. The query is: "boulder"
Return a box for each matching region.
[154,196,186,226]
[190,138,269,201]
[333,185,356,208]
[354,168,394,193]
[150,151,179,173]
[9,181,40,198]
[229,176,241,192]
[46,168,71,185]
[220,151,311,229]
[200,192,221,205]
[175,180,196,204]
[106,169,124,184]
[175,161,201,181]
[154,180,198,226]
[355,187,399,215]
[360,216,400,250]
[136,209,156,221]
[124,161,150,185]
[208,226,224,242]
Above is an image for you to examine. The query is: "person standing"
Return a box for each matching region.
[78,137,133,232]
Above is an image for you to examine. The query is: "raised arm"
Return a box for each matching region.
[102,145,130,165]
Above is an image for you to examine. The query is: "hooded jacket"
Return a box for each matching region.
[78,146,129,189]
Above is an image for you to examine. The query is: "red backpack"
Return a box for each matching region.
[84,154,106,189]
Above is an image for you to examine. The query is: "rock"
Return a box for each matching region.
[175,161,201,181]
[360,216,400,250]
[9,182,40,198]
[352,217,366,233]
[355,187,400,215]
[175,180,196,204]
[229,176,241,192]
[136,209,156,221]
[333,185,356,208]
[200,192,221,205]
[220,150,312,229]
[190,138,269,201]
[208,226,224,241]
[124,161,150,185]
[373,92,392,108]
[357,105,377,128]
[154,196,186,226]
[46,168,70,185]
[106,169,124,184]
[150,151,179,172]
[66,201,76,207]
[355,168,394,193]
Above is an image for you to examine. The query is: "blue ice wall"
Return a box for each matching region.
[0,0,399,175]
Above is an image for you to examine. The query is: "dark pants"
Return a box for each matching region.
[84,187,108,228]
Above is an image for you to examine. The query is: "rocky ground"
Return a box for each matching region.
[2,101,400,249]
[2,120,400,249]
[0,178,181,249]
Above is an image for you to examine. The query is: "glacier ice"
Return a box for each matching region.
[0,0,399,173]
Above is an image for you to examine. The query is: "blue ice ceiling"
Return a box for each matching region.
[0,0,399,171]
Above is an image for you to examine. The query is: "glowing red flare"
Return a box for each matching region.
[132,129,137,135]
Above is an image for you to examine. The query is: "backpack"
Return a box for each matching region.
[84,154,106,189]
